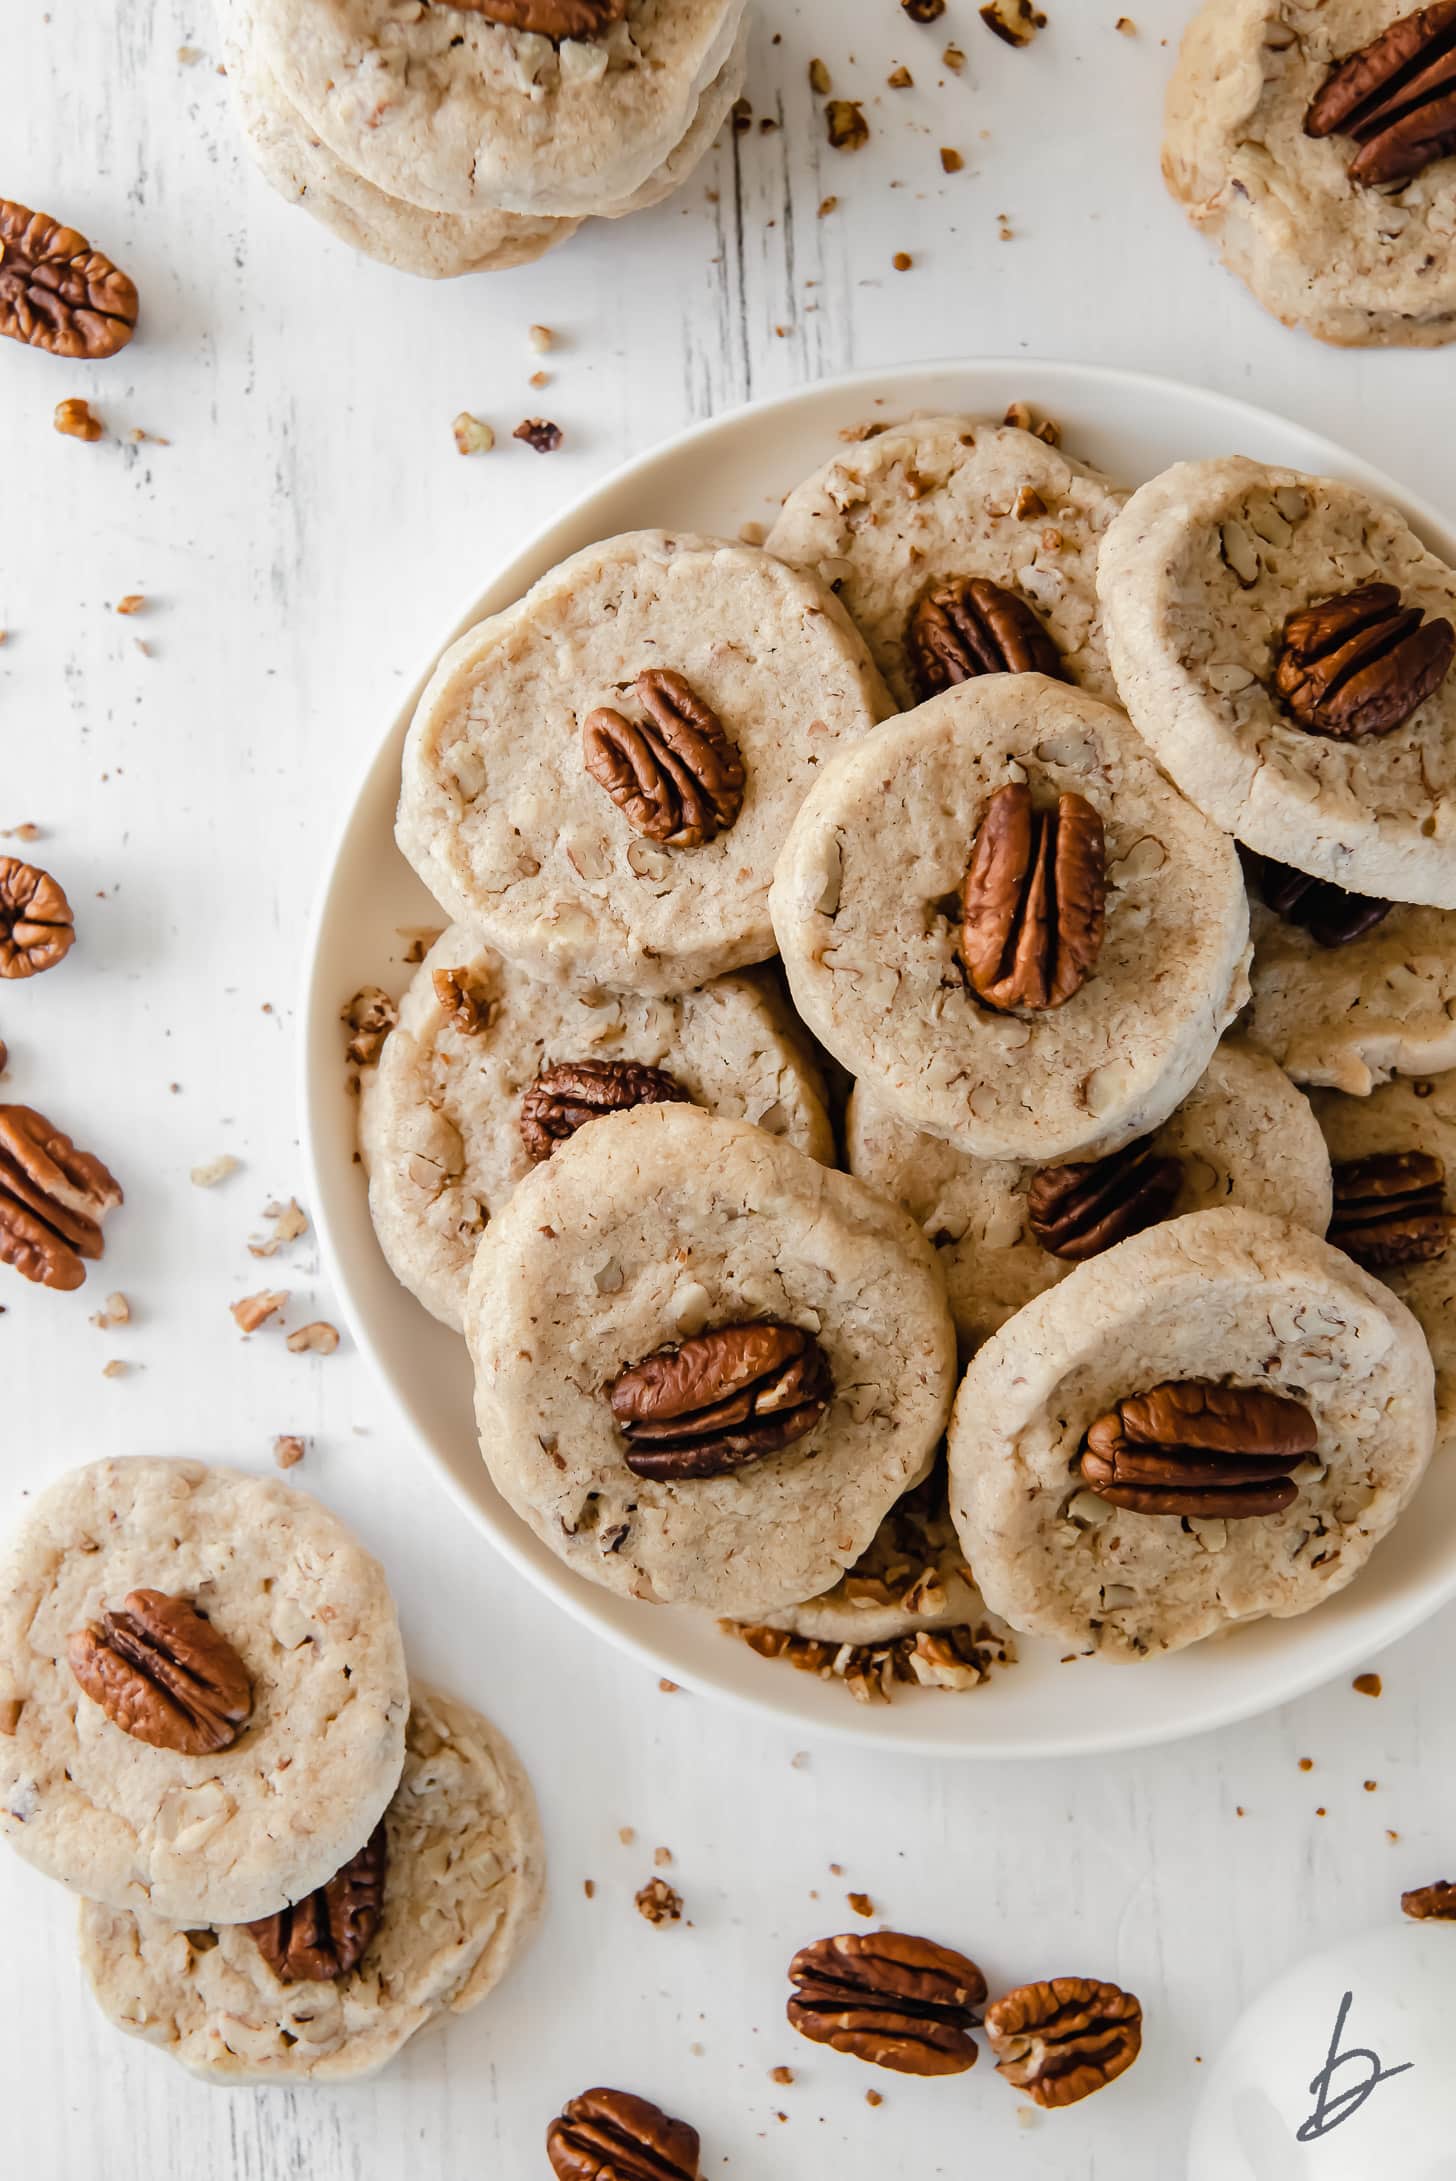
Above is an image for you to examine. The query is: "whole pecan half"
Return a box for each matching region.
[520,1058,693,1164]
[1402,1878,1456,1920]
[0,201,138,360]
[443,0,629,38]
[961,781,1106,1011]
[1079,1379,1317,1519]
[1305,3,1456,186]
[67,1589,253,1754]
[1329,1149,1454,1267]
[0,857,75,978]
[984,1977,1143,2108]
[1026,1134,1183,1261]
[583,669,745,849]
[609,1322,832,1480]
[786,1930,987,2076]
[905,576,1063,701]
[246,1823,388,1984]
[547,2087,700,2181]
[0,1103,123,1291]
[1273,582,1455,741]
[1253,854,1392,950]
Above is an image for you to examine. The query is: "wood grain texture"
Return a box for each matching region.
[1,2,1454,2174]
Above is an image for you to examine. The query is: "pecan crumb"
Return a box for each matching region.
[101,1358,128,1379]
[654,1846,673,1868]
[1014,485,1047,519]
[231,1290,285,1335]
[273,1434,306,1470]
[892,252,913,271]
[940,146,964,171]
[888,64,914,86]
[808,56,831,93]
[980,0,1047,45]
[818,195,839,217]
[286,1321,339,1355]
[619,1827,636,1846]
[1403,1880,1456,1921]
[529,369,550,390]
[90,1291,130,1330]
[190,1153,239,1188]
[901,0,945,18]
[944,42,967,70]
[249,1197,308,1258]
[1003,399,1061,444]
[54,397,104,443]
[826,99,869,151]
[432,966,493,1034]
[1,824,40,841]
[514,418,562,453]
[636,1876,683,1925]
[848,1891,875,1918]
[452,412,494,456]
[770,2066,794,2085]
[115,594,145,616]
[1353,1671,1383,1697]
[527,323,554,353]
[342,985,397,1066]
[1115,13,1136,29]
[658,1678,680,1693]
[583,1878,596,1898]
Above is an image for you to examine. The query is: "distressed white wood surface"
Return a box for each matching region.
[2,2,1454,2173]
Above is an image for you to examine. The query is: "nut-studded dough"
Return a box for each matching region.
[0,1459,408,1925]
[360,928,833,1330]
[949,1209,1434,1657]
[1245,894,1456,1093]
[848,1039,1332,1356]
[1164,0,1456,348]
[769,674,1251,1163]
[766,416,1128,710]
[1098,458,1456,906]
[464,1104,957,1620]
[397,531,891,996]
[78,1684,544,2083]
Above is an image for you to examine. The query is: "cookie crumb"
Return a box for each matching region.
[529,370,550,390]
[636,1877,683,1926]
[808,57,831,94]
[514,419,563,454]
[190,1153,239,1188]
[100,1358,128,1379]
[249,1197,308,1258]
[273,1435,306,1470]
[738,521,766,546]
[115,594,145,616]
[619,1827,636,1846]
[1353,1672,1383,1698]
[452,412,495,456]
[527,324,554,353]
[286,1321,339,1356]
[90,1291,130,1330]
[54,398,103,443]
[232,1290,286,1335]
[658,1678,679,1694]
[654,1846,673,1868]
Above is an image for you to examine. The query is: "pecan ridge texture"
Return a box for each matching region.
[984,1976,1143,2107]
[0,856,75,978]
[1079,1379,1317,1520]
[0,1103,123,1291]
[0,201,138,360]
[1329,1149,1454,1267]
[1273,582,1455,741]
[786,1930,987,2076]
[246,1823,389,1984]
[67,1589,253,1753]
[905,576,1063,701]
[1027,1134,1184,1261]
[961,780,1106,1011]
[546,2086,701,2181]
[1252,854,1392,950]
[583,669,746,848]
[445,0,630,39]
[1305,2,1456,186]
[608,1322,833,1481]
[520,1058,693,1164]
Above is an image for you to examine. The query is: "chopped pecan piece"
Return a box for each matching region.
[0,201,138,359]
[984,1977,1143,2107]
[826,99,870,149]
[1402,1878,1456,1920]
[547,2088,700,2181]
[431,965,493,1034]
[514,417,563,452]
[0,1104,122,1291]
[608,1322,832,1481]
[1329,1150,1454,1267]
[583,669,745,849]
[1079,1380,1317,1519]
[635,1876,683,1925]
[902,0,946,18]
[447,0,628,36]
[0,857,75,977]
[520,1058,692,1164]
[1252,855,1392,949]
[246,1824,388,1983]
[961,781,1106,1011]
[342,985,397,1066]
[1027,1135,1183,1261]
[906,577,1063,700]
[1273,582,1454,741]
[1305,2,1456,186]
[787,1930,987,2075]
[67,1589,252,1754]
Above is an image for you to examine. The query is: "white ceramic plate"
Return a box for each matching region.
[301,358,1456,1759]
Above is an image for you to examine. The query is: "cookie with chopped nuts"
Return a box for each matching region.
[0,1458,407,1925]
[397,531,891,995]
[360,926,833,1330]
[848,1039,1332,1355]
[1164,0,1456,348]
[770,674,1250,1163]
[464,1105,955,1619]
[78,1683,543,2083]
[1098,458,1456,906]
[765,416,1128,710]
[949,1209,1434,1657]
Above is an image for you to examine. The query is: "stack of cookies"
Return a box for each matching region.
[362,408,1454,1693]
[216,0,747,277]
[0,1457,543,2079]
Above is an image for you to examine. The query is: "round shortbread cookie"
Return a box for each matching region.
[78,1684,544,2084]
[1244,888,1456,1093]
[0,1459,408,1925]
[360,928,834,1330]
[464,1104,957,1620]
[1163,0,1456,349]
[847,1039,1333,1356]
[948,1209,1435,1658]
[1098,457,1456,907]
[765,416,1128,710]
[396,530,891,996]
[253,0,745,220]
[769,674,1251,1164]
[1310,1070,1456,1446]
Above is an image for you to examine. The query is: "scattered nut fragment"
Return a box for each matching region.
[888,64,914,87]
[847,1891,875,1918]
[654,1845,673,1868]
[54,397,104,442]
[514,418,562,453]
[342,985,397,1066]
[0,202,138,359]
[818,195,839,217]
[808,57,832,93]
[432,965,493,1034]
[1402,1880,1456,1921]
[940,147,964,172]
[115,594,145,615]
[101,1358,128,1379]
[826,100,870,151]
[636,1876,683,1925]
[190,1153,239,1188]
[902,0,946,18]
[1115,14,1136,29]
[273,1434,306,1470]
[769,2066,794,2085]
[528,323,554,352]
[1003,399,1061,445]
[944,42,967,70]
[0,857,75,978]
[286,1320,340,1355]
[892,252,913,272]
[231,1289,285,1335]
[90,1291,130,1329]
[451,411,494,456]
[980,0,1047,45]
[248,1197,308,1257]
[1353,1671,1383,1697]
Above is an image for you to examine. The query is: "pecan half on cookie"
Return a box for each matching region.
[0,1103,123,1290]
[906,576,1063,700]
[1305,2,1456,187]
[1273,582,1455,741]
[608,1322,832,1480]
[246,1823,388,1984]
[67,1589,253,1754]
[0,857,75,977]
[447,0,629,37]
[520,1058,692,1164]
[984,1977,1142,2107]
[1027,1134,1184,1261]
[1329,1149,1455,1267]
[0,200,138,359]
[787,1930,987,2075]
[583,669,745,848]
[1079,1379,1317,1519]
[961,781,1106,1010]
[547,2087,700,2181]
[1252,855,1392,950]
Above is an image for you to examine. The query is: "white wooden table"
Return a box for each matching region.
[3,3,1453,2173]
